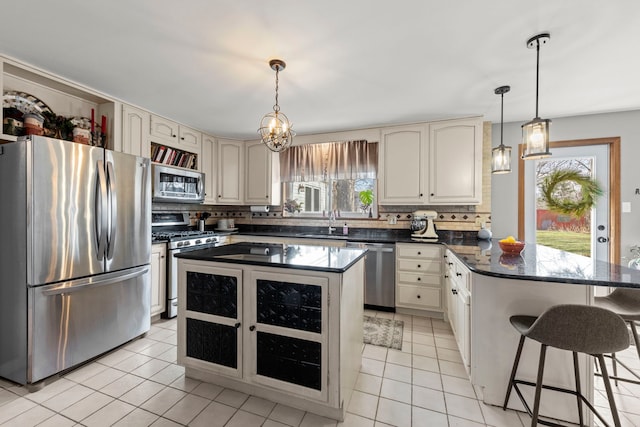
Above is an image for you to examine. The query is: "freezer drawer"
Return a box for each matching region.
[28,266,150,383]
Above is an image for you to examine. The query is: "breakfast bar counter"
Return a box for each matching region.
[174,243,366,421]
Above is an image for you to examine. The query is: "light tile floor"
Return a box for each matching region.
[0,311,638,426]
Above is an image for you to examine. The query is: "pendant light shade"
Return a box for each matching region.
[258,59,295,152]
[521,33,552,160]
[491,85,512,174]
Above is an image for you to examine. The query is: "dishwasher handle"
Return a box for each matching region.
[346,242,395,252]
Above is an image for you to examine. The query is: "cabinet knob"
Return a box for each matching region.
[181,137,185,140]
[420,193,423,197]
[417,264,421,268]
[430,193,434,196]
[452,289,458,295]
[448,262,453,266]
[249,325,256,331]
[456,272,462,277]
[417,277,421,281]
[218,195,222,198]
[417,294,421,299]
[172,134,177,138]
[444,275,449,278]
[417,251,421,255]
[234,322,241,329]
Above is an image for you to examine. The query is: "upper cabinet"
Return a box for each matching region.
[216,139,244,205]
[428,118,482,205]
[201,134,217,205]
[149,114,202,171]
[378,118,483,206]
[244,141,281,206]
[378,124,428,204]
[121,104,150,158]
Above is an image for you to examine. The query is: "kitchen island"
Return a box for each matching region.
[174,243,367,421]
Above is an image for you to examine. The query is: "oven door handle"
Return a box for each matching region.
[41,266,149,296]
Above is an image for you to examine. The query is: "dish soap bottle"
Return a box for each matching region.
[477,222,492,240]
[343,223,349,235]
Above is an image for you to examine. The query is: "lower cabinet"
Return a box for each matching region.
[395,243,443,311]
[176,259,362,420]
[150,243,166,317]
[444,250,471,375]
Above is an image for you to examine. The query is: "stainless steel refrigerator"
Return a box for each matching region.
[0,135,151,385]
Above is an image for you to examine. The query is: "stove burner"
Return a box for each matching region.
[152,230,217,241]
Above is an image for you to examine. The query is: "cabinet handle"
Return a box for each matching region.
[452,289,458,295]
[235,322,241,329]
[444,275,449,278]
[448,262,453,266]
[417,294,421,299]
[456,272,462,277]
[443,255,447,258]
[249,325,256,331]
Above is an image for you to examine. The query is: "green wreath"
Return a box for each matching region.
[540,169,603,217]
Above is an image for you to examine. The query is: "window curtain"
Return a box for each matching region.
[279,140,377,182]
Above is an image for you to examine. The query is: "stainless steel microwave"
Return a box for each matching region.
[152,164,205,203]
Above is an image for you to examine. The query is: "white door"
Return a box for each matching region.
[524,144,610,263]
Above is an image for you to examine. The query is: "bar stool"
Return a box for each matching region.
[502,304,629,427]
[594,288,640,385]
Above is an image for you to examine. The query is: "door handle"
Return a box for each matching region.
[106,161,117,259]
[95,161,108,261]
[597,236,609,243]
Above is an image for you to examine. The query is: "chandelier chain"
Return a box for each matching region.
[273,67,280,113]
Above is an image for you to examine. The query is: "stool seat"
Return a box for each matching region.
[511,304,629,355]
[503,304,630,427]
[594,288,640,321]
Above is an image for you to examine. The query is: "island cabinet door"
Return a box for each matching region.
[246,270,330,402]
[178,261,243,378]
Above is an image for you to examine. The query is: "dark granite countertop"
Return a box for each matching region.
[231,226,640,288]
[175,242,367,273]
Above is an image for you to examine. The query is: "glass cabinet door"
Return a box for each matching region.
[180,263,243,378]
[247,271,329,401]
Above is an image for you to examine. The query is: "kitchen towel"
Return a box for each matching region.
[250,205,270,213]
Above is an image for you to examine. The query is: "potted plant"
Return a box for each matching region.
[284,199,303,215]
[359,189,374,217]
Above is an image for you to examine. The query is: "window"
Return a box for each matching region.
[280,141,377,218]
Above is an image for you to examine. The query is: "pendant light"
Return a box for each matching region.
[492,85,512,174]
[521,33,552,160]
[258,59,295,152]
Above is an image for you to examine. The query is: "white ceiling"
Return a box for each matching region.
[2,1,639,140]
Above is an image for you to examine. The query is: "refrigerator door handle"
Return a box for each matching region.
[95,160,108,261]
[41,266,149,296]
[106,161,117,259]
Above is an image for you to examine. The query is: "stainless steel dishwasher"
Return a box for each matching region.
[346,242,396,311]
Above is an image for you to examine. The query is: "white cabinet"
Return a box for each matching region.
[177,258,363,420]
[149,114,202,170]
[150,243,166,318]
[444,250,471,374]
[217,139,244,204]
[396,244,443,311]
[378,125,427,204]
[428,118,483,204]
[201,134,217,204]
[121,104,150,158]
[244,141,281,206]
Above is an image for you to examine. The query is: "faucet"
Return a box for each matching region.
[328,211,336,234]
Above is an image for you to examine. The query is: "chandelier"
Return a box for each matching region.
[491,85,512,174]
[521,33,552,160]
[258,59,295,152]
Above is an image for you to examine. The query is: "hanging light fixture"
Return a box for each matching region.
[521,33,552,160]
[258,59,295,152]
[492,85,512,174]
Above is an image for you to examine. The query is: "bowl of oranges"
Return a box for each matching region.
[498,236,525,255]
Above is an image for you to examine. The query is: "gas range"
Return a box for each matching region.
[151,212,219,249]
[153,230,219,249]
